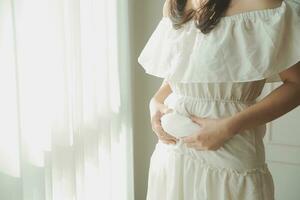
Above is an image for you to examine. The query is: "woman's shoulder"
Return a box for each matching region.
[224,0,284,17]
[138,0,300,84]
[163,0,170,17]
[165,0,286,17]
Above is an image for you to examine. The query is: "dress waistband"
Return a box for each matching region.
[171,92,257,105]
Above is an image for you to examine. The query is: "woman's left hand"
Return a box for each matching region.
[181,114,237,151]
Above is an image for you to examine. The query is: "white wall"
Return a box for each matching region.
[128,0,165,199]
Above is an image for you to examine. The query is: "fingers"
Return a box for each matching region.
[152,124,178,144]
[156,126,178,141]
[181,134,197,143]
[156,127,177,144]
[190,114,207,126]
[181,134,204,150]
[151,118,177,140]
[150,108,178,145]
[185,142,198,149]
[159,138,177,145]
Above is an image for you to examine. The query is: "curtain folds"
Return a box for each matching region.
[0,0,134,199]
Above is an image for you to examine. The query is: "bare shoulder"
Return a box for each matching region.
[225,0,284,16]
[163,0,171,17]
[163,0,284,17]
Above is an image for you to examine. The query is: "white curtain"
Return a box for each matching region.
[0,0,134,199]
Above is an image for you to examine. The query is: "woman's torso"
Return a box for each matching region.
[162,79,268,171]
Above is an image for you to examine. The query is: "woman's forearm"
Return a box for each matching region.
[149,98,169,117]
[228,81,300,135]
[149,79,173,117]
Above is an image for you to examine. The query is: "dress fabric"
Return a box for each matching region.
[137,0,300,199]
[146,80,274,200]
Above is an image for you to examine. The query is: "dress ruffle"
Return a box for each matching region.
[146,140,275,200]
[138,0,300,83]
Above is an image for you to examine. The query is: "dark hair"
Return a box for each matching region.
[169,0,231,34]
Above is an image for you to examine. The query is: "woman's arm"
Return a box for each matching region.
[146,2,178,145]
[228,62,300,136]
[149,79,172,117]
[181,62,300,150]
[149,79,178,144]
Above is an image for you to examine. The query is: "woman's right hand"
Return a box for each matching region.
[150,108,179,145]
[149,79,177,144]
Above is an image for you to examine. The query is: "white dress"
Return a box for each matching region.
[138,1,300,199]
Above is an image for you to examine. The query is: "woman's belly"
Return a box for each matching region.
[160,92,267,171]
[160,110,202,138]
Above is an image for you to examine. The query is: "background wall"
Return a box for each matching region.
[128,0,165,199]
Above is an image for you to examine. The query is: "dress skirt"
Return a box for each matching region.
[146,80,275,200]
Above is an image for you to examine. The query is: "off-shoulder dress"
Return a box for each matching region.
[138,1,300,199]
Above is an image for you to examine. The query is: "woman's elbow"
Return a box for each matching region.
[279,61,300,105]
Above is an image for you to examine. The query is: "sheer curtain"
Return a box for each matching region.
[0,0,134,199]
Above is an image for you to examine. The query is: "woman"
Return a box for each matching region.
[138,0,300,199]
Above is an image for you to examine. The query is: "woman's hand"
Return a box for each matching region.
[150,108,179,145]
[181,114,237,150]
